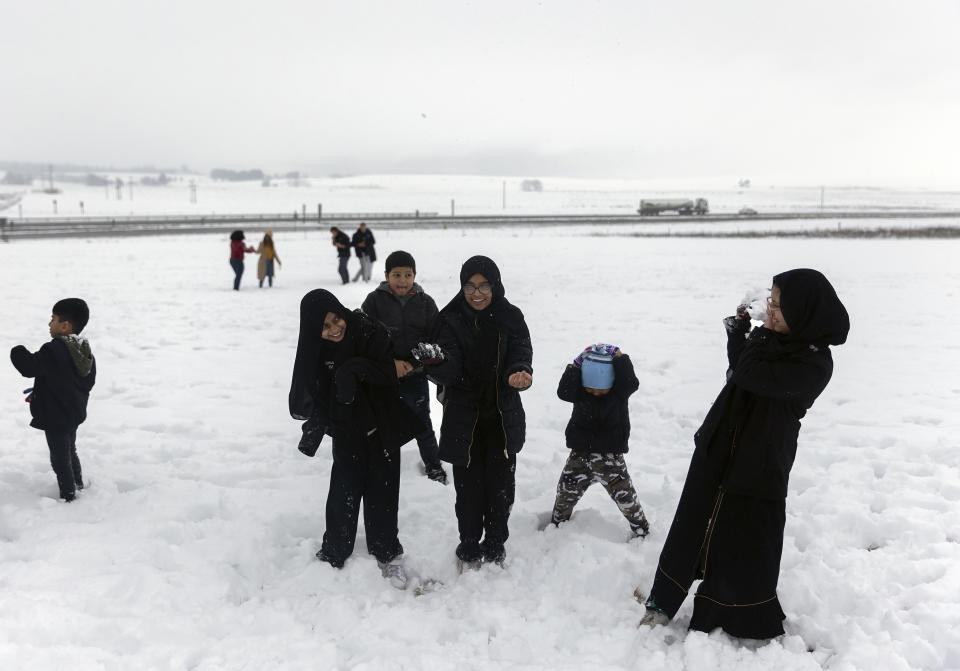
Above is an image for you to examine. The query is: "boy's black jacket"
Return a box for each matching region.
[333,231,351,258]
[11,338,97,431]
[361,283,439,363]
[557,354,639,454]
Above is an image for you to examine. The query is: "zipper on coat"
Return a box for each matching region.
[465,408,479,468]
[692,488,726,581]
[495,332,509,458]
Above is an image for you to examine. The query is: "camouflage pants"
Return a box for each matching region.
[551,452,648,535]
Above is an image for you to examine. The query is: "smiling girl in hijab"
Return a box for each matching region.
[638,268,849,639]
[289,289,423,587]
[414,256,533,571]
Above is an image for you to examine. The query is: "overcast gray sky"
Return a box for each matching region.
[2,0,958,183]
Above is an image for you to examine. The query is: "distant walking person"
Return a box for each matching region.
[330,227,351,285]
[229,230,256,290]
[256,230,282,288]
[351,222,377,282]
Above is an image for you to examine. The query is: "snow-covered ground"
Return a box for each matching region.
[4,172,960,219]
[1,226,958,670]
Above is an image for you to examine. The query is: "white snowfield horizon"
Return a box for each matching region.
[0,221,958,669]
[4,172,960,221]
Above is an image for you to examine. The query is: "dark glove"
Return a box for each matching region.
[411,342,445,365]
[724,316,750,334]
[298,416,325,457]
[736,304,752,321]
[23,387,33,403]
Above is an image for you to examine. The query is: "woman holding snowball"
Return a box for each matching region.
[639,268,849,639]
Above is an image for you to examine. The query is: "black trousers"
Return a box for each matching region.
[398,374,440,467]
[321,432,403,565]
[452,419,515,558]
[44,429,82,499]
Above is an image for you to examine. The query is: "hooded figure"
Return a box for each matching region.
[419,256,533,568]
[641,269,849,639]
[288,289,423,573]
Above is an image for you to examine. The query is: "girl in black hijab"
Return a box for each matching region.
[289,289,423,585]
[639,269,849,639]
[416,256,533,571]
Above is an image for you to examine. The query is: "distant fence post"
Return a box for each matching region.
[0,218,6,242]
[318,203,322,221]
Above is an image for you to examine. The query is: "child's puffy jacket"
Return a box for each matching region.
[557,354,638,454]
[11,337,97,431]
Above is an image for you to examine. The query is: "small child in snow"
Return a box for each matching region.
[10,298,97,502]
[549,343,649,537]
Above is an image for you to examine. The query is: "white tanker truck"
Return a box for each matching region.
[638,198,709,215]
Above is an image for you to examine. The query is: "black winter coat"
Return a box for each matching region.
[361,283,439,363]
[333,231,351,258]
[11,338,97,432]
[428,299,533,466]
[351,229,376,261]
[557,354,639,454]
[696,322,833,500]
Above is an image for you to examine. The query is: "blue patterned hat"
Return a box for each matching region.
[581,350,615,389]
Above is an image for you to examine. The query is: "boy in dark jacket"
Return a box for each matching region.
[361,250,447,484]
[550,343,649,537]
[10,298,97,502]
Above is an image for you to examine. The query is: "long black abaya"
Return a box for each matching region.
[646,269,849,639]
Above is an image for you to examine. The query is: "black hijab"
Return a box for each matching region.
[441,255,518,384]
[441,255,516,322]
[773,268,850,347]
[289,289,358,420]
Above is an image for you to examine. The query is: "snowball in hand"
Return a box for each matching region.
[740,287,768,322]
